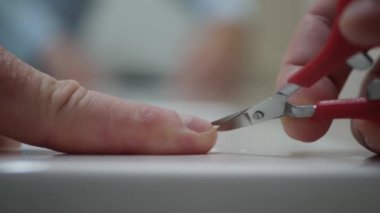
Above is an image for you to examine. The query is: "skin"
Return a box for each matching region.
[0,47,217,154]
[277,0,380,153]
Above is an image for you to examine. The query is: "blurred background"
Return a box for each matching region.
[0,0,313,106]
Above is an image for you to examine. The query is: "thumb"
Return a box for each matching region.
[0,47,217,154]
[340,0,380,46]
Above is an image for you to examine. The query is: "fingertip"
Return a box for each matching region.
[180,114,214,134]
[280,78,337,142]
[340,0,380,46]
[110,101,217,155]
[180,127,217,154]
[106,103,217,155]
[351,119,380,154]
[197,126,218,153]
[176,116,217,154]
[281,118,331,142]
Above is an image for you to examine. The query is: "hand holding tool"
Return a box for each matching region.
[212,0,380,132]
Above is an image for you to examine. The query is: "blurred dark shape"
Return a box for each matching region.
[0,0,97,86]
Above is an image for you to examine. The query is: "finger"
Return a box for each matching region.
[352,61,380,154]
[340,0,380,46]
[0,135,20,151]
[277,0,352,142]
[340,0,380,153]
[0,47,217,154]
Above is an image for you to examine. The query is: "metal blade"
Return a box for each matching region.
[212,94,288,131]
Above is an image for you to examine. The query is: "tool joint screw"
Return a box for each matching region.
[253,111,264,120]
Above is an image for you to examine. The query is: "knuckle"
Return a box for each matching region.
[46,79,88,115]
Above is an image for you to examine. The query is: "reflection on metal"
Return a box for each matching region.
[278,84,300,97]
[213,93,288,131]
[253,111,264,120]
[347,52,373,71]
[284,103,316,118]
[212,84,319,131]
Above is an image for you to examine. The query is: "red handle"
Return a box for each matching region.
[313,98,380,121]
[288,0,371,87]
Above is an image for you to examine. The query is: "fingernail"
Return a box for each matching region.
[180,114,213,133]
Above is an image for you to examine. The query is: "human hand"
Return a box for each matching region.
[0,47,216,154]
[277,0,380,153]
